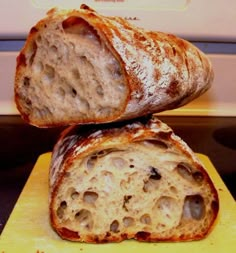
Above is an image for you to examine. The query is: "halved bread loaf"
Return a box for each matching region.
[15,4,213,127]
[49,116,219,243]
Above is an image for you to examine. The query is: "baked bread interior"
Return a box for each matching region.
[15,4,213,127]
[49,117,219,243]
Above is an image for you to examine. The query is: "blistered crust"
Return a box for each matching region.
[15,4,213,127]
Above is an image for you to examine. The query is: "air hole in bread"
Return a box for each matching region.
[72,68,80,80]
[143,170,161,192]
[143,139,169,150]
[86,155,97,170]
[101,171,114,192]
[97,148,123,158]
[29,41,37,65]
[106,58,122,79]
[62,16,83,31]
[62,16,101,44]
[176,163,193,181]
[192,171,204,183]
[33,61,43,73]
[156,223,166,229]
[177,163,204,184]
[123,217,135,227]
[97,149,113,157]
[71,88,77,97]
[80,55,88,63]
[25,98,32,106]
[122,195,132,211]
[50,45,58,54]
[89,177,97,184]
[85,151,108,169]
[43,64,55,84]
[36,35,42,44]
[78,55,93,69]
[71,191,79,200]
[23,77,30,88]
[83,191,98,205]
[60,201,67,208]
[57,87,66,99]
[63,16,90,35]
[140,214,152,225]
[149,166,162,180]
[86,148,123,167]
[170,186,177,194]
[56,201,67,219]
[155,196,177,218]
[183,195,205,220]
[110,220,119,233]
[96,85,104,96]
[111,157,127,169]
[76,96,90,113]
[75,209,93,230]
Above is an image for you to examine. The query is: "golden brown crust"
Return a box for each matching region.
[15,5,213,127]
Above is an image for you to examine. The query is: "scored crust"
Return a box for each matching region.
[49,116,219,243]
[15,4,213,127]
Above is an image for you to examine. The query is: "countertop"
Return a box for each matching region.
[0,115,235,234]
[1,153,235,252]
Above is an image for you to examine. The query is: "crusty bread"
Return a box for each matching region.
[15,4,213,127]
[49,116,219,243]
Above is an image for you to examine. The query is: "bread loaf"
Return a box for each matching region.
[49,116,219,243]
[15,4,213,127]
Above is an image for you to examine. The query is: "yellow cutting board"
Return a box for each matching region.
[0,153,235,253]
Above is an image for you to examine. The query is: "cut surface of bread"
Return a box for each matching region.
[49,117,219,243]
[15,4,213,127]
